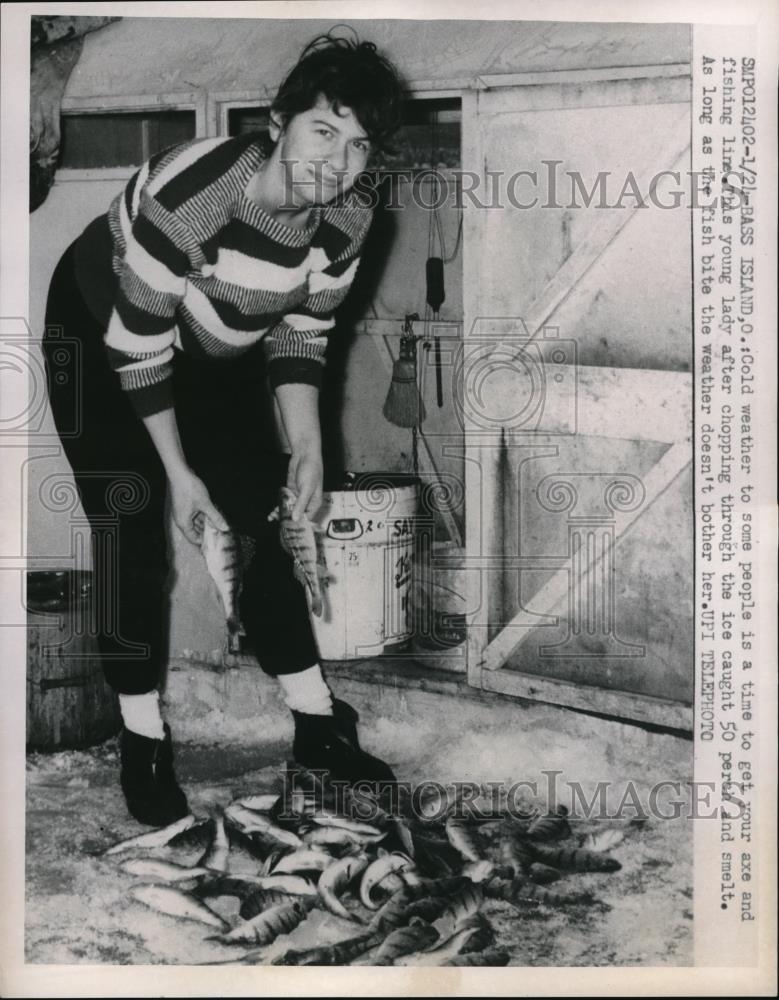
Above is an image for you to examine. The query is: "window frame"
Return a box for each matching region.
[56,91,206,181]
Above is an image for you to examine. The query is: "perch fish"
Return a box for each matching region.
[276,486,324,616]
[360,852,419,909]
[104,814,197,855]
[210,898,310,946]
[372,917,439,966]
[200,517,244,642]
[318,853,370,921]
[128,884,229,931]
[119,858,212,883]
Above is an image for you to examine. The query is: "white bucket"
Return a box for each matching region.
[411,542,468,672]
[310,474,419,661]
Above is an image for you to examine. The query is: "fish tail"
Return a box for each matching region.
[574,848,622,873]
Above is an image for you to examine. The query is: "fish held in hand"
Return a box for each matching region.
[276,486,323,617]
[129,884,229,930]
[200,518,244,641]
[104,814,197,855]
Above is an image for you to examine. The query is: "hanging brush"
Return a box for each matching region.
[382,313,425,429]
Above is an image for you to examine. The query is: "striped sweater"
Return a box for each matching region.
[101,133,373,417]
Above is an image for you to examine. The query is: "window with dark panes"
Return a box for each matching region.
[373,97,461,171]
[60,110,196,169]
[225,98,460,171]
[227,106,271,137]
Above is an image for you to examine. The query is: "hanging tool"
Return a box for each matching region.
[425,255,445,408]
[382,313,424,430]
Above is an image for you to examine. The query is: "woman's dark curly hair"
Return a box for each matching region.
[271,30,405,154]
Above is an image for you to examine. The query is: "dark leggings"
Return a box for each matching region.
[42,238,319,694]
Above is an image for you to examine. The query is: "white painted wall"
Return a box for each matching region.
[26,17,693,683]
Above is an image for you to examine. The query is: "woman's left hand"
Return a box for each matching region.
[286,445,324,521]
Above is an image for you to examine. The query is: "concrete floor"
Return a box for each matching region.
[25,658,693,966]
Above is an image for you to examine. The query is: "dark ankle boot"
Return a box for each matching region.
[154,724,190,818]
[119,726,190,827]
[292,698,397,787]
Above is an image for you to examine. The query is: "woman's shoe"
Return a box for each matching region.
[154,724,190,819]
[119,726,190,827]
[291,698,397,787]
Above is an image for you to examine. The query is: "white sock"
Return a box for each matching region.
[278,665,333,716]
[119,691,166,740]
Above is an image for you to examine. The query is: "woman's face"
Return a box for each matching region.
[269,93,371,207]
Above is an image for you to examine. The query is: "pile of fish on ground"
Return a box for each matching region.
[101,767,642,966]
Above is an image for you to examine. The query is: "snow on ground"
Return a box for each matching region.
[26,710,693,967]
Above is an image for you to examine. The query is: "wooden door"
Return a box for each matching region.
[460,67,693,730]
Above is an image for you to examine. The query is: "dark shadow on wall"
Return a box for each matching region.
[321,173,399,478]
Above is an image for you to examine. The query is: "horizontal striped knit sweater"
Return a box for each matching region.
[100,132,373,417]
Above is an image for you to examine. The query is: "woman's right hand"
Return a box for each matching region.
[168,467,229,545]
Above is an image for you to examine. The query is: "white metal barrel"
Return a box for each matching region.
[310,474,419,660]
